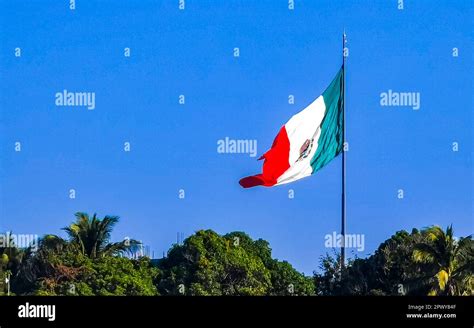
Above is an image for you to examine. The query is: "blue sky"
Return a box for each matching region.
[0,0,472,274]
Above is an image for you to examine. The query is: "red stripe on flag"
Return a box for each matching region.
[239,126,291,188]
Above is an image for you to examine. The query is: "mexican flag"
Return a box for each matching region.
[239,67,344,188]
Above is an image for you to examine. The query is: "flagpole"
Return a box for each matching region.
[341,30,346,270]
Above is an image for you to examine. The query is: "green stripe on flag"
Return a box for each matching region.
[310,67,344,173]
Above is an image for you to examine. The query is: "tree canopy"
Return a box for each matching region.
[1,213,472,296]
[157,230,313,295]
[314,227,473,296]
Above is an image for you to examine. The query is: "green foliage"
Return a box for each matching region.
[33,255,159,296]
[223,231,314,295]
[314,226,473,296]
[5,212,471,297]
[413,225,473,296]
[0,232,26,295]
[344,228,432,295]
[157,230,314,295]
[268,260,315,295]
[58,212,140,259]
[157,230,271,295]
[314,251,344,296]
[11,213,158,296]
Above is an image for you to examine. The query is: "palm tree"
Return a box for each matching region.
[13,213,142,294]
[413,225,473,296]
[46,212,140,259]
